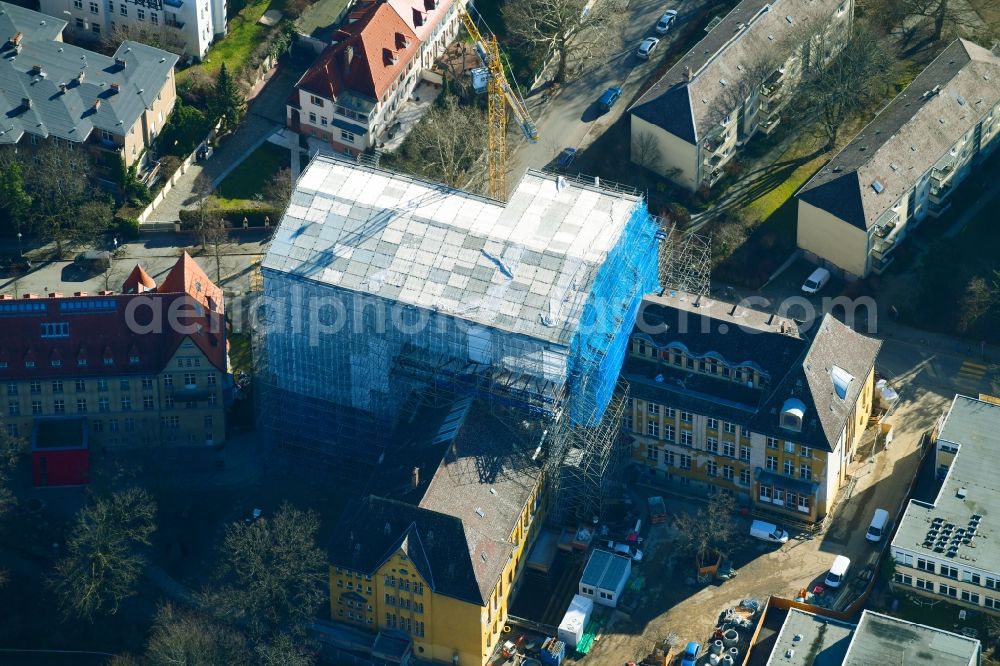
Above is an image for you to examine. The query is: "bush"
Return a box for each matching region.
[179,206,281,228]
[114,206,142,238]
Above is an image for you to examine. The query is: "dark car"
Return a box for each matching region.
[556,148,577,169]
[598,86,623,112]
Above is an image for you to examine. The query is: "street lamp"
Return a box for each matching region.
[17,232,22,258]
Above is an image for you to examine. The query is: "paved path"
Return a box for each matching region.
[146,64,302,226]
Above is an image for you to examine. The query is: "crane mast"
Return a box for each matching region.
[460,9,538,200]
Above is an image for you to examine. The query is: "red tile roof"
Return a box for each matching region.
[0,254,226,381]
[122,264,156,293]
[297,0,420,102]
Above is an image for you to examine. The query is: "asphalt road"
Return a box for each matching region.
[507,0,710,182]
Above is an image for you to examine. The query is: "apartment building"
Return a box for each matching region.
[1,254,227,464]
[39,0,225,58]
[797,39,1000,278]
[0,2,177,170]
[890,395,1000,615]
[328,400,546,666]
[623,294,880,525]
[628,0,853,190]
[288,0,464,153]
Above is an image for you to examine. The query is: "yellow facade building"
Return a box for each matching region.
[623,294,880,526]
[328,400,546,665]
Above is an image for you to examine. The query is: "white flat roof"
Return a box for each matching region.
[263,156,642,344]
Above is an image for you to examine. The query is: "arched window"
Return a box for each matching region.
[781,398,805,431]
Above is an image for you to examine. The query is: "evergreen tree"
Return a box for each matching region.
[210,64,245,133]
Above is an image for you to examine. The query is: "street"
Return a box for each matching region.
[507,0,713,182]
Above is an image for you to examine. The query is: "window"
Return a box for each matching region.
[740,469,752,485]
[207,374,216,386]
[204,415,213,430]
[664,425,675,442]
[647,403,660,416]
[723,465,734,481]
[6,384,15,396]
[163,375,173,388]
[150,11,157,23]
[119,3,126,15]
[986,597,1000,610]
[121,379,129,391]
[109,418,119,432]
[5,423,15,437]
[74,379,86,392]
[143,395,154,410]
[680,411,693,423]
[784,441,795,453]
[723,442,736,458]
[665,407,675,419]
[706,460,717,476]
[916,578,932,590]
[309,112,317,123]
[800,465,812,481]
[384,575,396,587]
[961,590,980,604]
[894,573,913,586]
[680,431,693,446]
[121,395,131,411]
[766,456,777,471]
[136,8,144,19]
[939,584,957,598]
[124,417,134,432]
[341,130,356,143]
[916,558,935,574]
[414,582,423,595]
[963,571,981,585]
[30,382,41,395]
[724,422,736,434]
[800,445,811,458]
[646,444,658,462]
[74,0,82,7]
[646,421,659,438]
[986,577,999,590]
[8,401,19,417]
[663,451,674,466]
[76,17,84,28]
[384,594,395,606]
[760,485,772,502]
[741,426,750,437]
[99,397,110,412]
[767,437,778,449]
[707,437,718,453]
[310,95,324,107]
[740,445,751,461]
[54,399,65,414]
[707,418,718,430]
[32,400,42,415]
[76,398,87,413]
[797,495,810,513]
[183,373,196,387]
[142,377,153,390]
[941,565,959,579]
[52,381,63,394]
[90,1,98,12]
[624,411,633,432]
[679,454,691,470]
[98,379,108,392]
[783,460,794,476]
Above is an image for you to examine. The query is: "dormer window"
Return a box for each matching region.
[781,398,805,432]
[831,365,854,400]
[384,48,398,65]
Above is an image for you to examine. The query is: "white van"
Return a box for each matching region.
[866,508,890,542]
[750,519,789,544]
[801,267,831,294]
[825,555,851,588]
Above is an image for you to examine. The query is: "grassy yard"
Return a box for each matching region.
[215,142,289,204]
[178,0,283,84]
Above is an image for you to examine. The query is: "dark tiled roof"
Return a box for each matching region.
[0,2,178,147]
[629,0,845,143]
[0,254,226,381]
[625,295,881,451]
[799,39,1000,230]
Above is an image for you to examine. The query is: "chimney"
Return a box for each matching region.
[48,292,63,298]
[20,97,30,109]
[411,466,420,489]
[345,44,354,69]
[29,64,42,75]
[58,83,67,94]
[92,99,101,111]
[114,57,126,69]
[109,82,120,94]
[73,292,88,297]
[10,32,23,46]
[76,70,85,84]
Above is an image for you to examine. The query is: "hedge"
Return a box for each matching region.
[179,207,281,228]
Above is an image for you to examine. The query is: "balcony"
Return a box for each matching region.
[704,169,724,186]
[871,254,894,275]
[759,117,781,135]
[871,236,895,259]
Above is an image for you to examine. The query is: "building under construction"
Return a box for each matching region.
[256,155,659,520]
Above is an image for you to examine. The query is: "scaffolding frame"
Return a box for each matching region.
[660,224,712,298]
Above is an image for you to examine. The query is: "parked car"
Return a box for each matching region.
[637,37,660,60]
[74,250,112,273]
[608,541,643,562]
[750,519,789,544]
[681,642,701,666]
[598,86,623,112]
[801,266,831,294]
[557,147,577,169]
[866,508,890,542]
[655,9,678,34]
[825,555,851,588]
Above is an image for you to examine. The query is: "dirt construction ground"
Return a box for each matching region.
[583,332,999,665]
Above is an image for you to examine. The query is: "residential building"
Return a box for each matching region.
[628,0,853,190]
[287,0,465,153]
[623,293,880,525]
[797,39,1000,278]
[765,608,981,665]
[0,254,227,452]
[578,548,631,608]
[39,0,225,58]
[0,2,178,171]
[256,155,658,474]
[328,399,546,666]
[890,395,1000,615]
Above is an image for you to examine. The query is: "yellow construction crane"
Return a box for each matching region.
[460,8,539,201]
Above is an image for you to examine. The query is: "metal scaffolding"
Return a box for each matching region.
[660,225,712,298]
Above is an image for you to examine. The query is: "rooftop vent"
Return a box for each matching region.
[475,507,485,518]
[785,15,793,23]
[890,162,899,171]
[76,70,85,84]
[957,487,967,499]
[871,180,884,194]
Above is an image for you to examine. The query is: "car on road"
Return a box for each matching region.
[556,147,577,169]
[655,9,678,34]
[637,37,660,60]
[680,642,700,666]
[598,86,623,112]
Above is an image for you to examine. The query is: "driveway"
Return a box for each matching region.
[507,0,714,183]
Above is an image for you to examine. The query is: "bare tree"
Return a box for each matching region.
[504,0,625,84]
[704,50,784,131]
[49,487,157,619]
[101,257,126,292]
[105,22,185,55]
[631,130,665,173]
[264,167,294,210]
[798,23,896,150]
[672,491,741,566]
[408,95,488,188]
[896,0,983,42]
[203,215,229,283]
[144,603,253,666]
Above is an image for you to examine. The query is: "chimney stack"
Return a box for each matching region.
[110,82,120,93]
[114,57,126,69]
[76,70,85,84]
[21,97,30,109]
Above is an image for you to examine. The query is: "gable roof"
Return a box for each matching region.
[387,0,453,43]
[122,264,156,293]
[0,2,178,146]
[798,39,1000,230]
[624,294,881,451]
[630,0,846,144]
[295,0,419,103]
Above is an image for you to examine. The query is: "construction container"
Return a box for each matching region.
[648,496,667,523]
[557,595,593,648]
[540,637,566,666]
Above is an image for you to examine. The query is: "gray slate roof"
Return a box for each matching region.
[843,611,981,666]
[630,0,845,144]
[765,608,854,666]
[891,395,1000,576]
[798,39,1000,230]
[580,548,630,590]
[0,2,177,146]
[624,294,881,451]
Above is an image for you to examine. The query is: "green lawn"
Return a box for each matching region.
[216,142,289,203]
[178,0,282,83]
